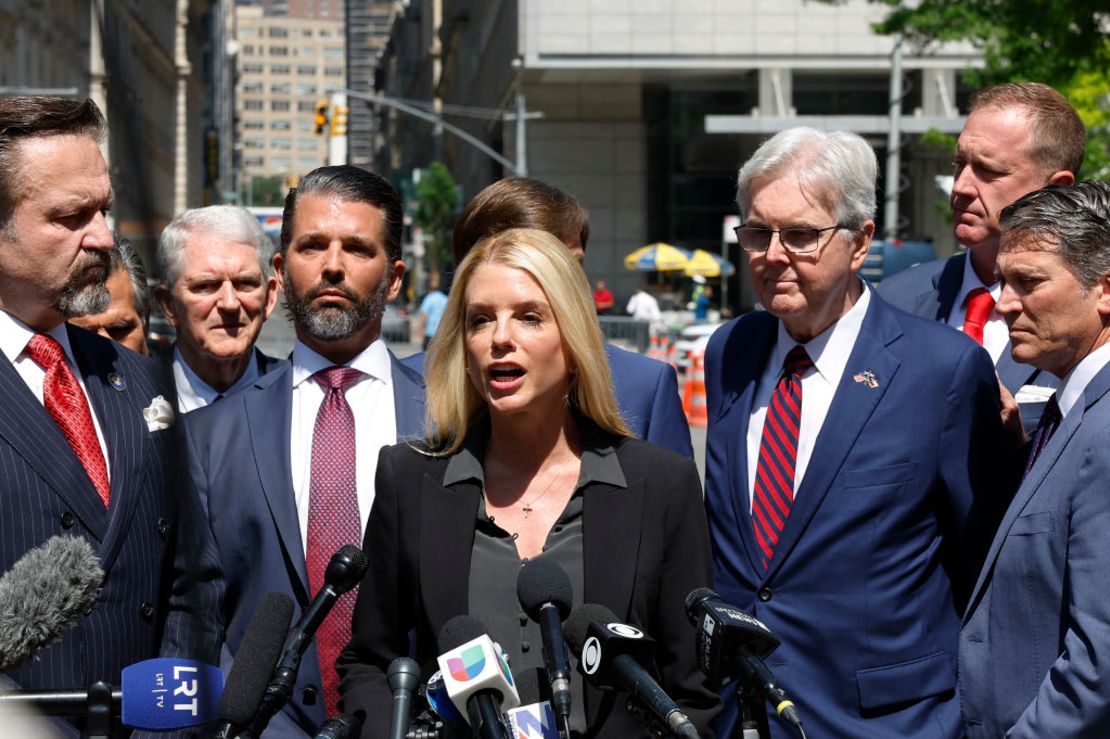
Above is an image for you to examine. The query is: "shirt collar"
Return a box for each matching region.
[773,278,871,384]
[443,418,627,490]
[173,345,263,407]
[1055,340,1110,418]
[290,337,392,389]
[0,311,77,367]
[957,251,1002,305]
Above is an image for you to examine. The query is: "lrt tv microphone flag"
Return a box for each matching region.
[505,701,559,739]
[121,658,223,730]
[0,658,223,731]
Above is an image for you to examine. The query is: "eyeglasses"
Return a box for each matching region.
[734,224,851,254]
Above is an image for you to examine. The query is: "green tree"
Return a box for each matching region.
[413,162,460,271]
[246,175,288,207]
[855,0,1110,179]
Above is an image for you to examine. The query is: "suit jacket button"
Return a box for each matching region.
[757,588,772,602]
[60,511,76,529]
[302,685,318,705]
[140,601,155,621]
[157,518,168,537]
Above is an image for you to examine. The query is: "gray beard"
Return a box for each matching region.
[283,267,391,342]
[55,257,112,318]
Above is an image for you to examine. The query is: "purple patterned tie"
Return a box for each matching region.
[751,346,813,569]
[307,365,365,716]
[1024,393,1062,478]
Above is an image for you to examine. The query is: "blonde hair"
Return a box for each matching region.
[425,228,629,453]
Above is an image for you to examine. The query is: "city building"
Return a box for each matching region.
[376,0,982,312]
[0,0,216,260]
[234,3,345,185]
[345,0,401,169]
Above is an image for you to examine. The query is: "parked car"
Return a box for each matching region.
[672,321,726,373]
[861,239,936,285]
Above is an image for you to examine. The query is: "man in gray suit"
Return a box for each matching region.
[155,205,282,412]
[960,181,1110,737]
[878,83,1084,432]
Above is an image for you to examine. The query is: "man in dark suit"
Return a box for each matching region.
[960,182,1110,737]
[402,177,694,457]
[154,205,283,412]
[878,82,1085,432]
[0,97,220,732]
[704,127,1010,738]
[185,166,425,737]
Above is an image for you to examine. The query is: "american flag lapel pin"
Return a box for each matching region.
[853,369,879,389]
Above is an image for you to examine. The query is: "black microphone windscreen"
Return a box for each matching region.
[563,603,618,655]
[325,545,369,594]
[684,587,716,623]
[437,614,488,654]
[315,713,361,739]
[0,536,103,671]
[516,558,573,621]
[218,591,295,726]
[387,657,421,693]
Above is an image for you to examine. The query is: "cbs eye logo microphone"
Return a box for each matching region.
[581,623,645,675]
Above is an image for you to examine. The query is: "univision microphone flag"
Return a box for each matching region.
[436,634,521,713]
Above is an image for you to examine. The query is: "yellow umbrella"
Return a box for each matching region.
[623,242,692,271]
[684,249,735,278]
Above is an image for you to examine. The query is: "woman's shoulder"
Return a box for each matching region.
[380,440,452,472]
[610,435,698,477]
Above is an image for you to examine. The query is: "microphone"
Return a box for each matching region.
[504,670,559,739]
[436,615,519,739]
[213,591,295,738]
[314,713,361,738]
[0,536,103,671]
[684,588,802,730]
[246,544,369,736]
[387,657,421,739]
[564,604,700,739]
[515,558,573,735]
[0,657,223,730]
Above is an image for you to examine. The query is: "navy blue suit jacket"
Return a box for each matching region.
[703,294,1010,738]
[877,253,1058,433]
[0,326,222,731]
[185,352,425,737]
[402,342,693,457]
[960,361,1110,737]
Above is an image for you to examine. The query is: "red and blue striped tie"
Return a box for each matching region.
[752,345,813,569]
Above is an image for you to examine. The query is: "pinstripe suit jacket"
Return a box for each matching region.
[0,325,222,732]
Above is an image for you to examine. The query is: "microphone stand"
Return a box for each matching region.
[86,681,114,739]
[732,681,767,739]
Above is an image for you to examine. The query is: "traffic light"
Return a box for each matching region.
[330,104,349,136]
[313,99,329,135]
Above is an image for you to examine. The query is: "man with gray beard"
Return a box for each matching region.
[0,96,221,735]
[183,165,426,736]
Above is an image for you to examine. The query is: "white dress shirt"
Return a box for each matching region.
[946,254,1008,363]
[746,284,871,508]
[0,311,111,479]
[173,346,264,413]
[1054,340,1110,419]
[289,337,396,553]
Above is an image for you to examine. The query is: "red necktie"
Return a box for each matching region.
[306,365,365,716]
[25,334,110,507]
[752,346,813,569]
[963,287,995,345]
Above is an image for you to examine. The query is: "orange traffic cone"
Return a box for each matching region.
[648,333,665,361]
[683,351,708,428]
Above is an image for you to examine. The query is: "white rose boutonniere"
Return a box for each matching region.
[143,395,175,432]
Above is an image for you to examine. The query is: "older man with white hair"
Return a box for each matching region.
[155,205,281,411]
[703,127,1013,738]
